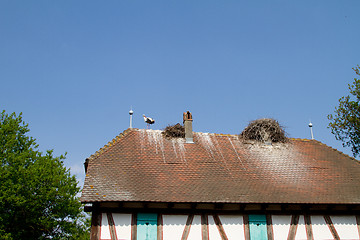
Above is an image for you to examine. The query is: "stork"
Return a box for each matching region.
[143,114,155,129]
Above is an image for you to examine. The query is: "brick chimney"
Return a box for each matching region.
[183,111,193,143]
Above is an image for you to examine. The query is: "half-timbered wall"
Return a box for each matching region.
[95,213,360,240]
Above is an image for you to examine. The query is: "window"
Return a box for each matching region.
[248,214,267,240]
[137,213,158,240]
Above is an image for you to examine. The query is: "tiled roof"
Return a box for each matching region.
[81,128,360,204]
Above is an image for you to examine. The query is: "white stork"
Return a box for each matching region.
[143,114,155,128]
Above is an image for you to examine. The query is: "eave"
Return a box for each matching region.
[84,201,360,215]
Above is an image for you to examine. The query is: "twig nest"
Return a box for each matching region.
[240,118,288,143]
[162,123,185,139]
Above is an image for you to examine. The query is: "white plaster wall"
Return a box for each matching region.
[187,215,202,240]
[100,213,111,240]
[208,215,223,240]
[162,214,246,240]
[219,215,245,240]
[112,213,132,240]
[311,215,333,239]
[294,215,307,240]
[272,215,291,240]
[98,213,360,240]
[162,215,188,240]
[267,215,360,240]
[331,215,359,240]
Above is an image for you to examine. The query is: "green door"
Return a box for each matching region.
[137,213,157,240]
[249,215,267,240]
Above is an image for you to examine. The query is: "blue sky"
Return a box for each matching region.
[1,1,360,186]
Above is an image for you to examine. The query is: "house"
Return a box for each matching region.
[81,111,360,240]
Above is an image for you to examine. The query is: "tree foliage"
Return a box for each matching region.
[0,111,89,239]
[328,66,360,157]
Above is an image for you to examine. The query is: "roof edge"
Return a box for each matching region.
[308,139,359,164]
[87,128,136,161]
[81,199,360,205]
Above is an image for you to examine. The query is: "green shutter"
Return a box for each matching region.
[249,215,267,240]
[137,213,157,240]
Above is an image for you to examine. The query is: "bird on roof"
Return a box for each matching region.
[143,114,155,129]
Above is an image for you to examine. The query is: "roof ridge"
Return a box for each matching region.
[87,129,359,164]
[87,128,135,160]
[136,130,320,140]
[290,138,310,141]
[195,132,237,137]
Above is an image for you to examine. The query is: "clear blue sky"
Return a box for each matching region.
[1,1,359,187]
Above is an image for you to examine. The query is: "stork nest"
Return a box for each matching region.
[240,118,289,143]
[162,123,185,139]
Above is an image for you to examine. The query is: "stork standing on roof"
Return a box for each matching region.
[143,114,155,129]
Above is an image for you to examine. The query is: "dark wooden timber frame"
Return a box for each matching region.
[243,215,250,240]
[90,209,101,240]
[87,202,360,240]
[107,212,117,240]
[181,214,194,240]
[201,214,209,240]
[157,214,163,240]
[324,215,340,240]
[304,214,314,240]
[213,214,228,240]
[287,215,300,240]
[131,213,137,240]
[84,201,360,215]
[266,214,274,240]
[356,215,360,238]
[91,212,360,240]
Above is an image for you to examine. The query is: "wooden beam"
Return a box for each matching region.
[244,204,261,211]
[326,205,335,211]
[90,211,101,240]
[261,204,268,211]
[346,204,354,211]
[197,204,215,210]
[157,214,163,240]
[215,203,224,210]
[356,215,360,239]
[287,205,302,211]
[266,204,282,211]
[201,214,209,240]
[107,213,117,240]
[243,215,250,240]
[213,215,228,240]
[84,205,93,212]
[181,214,194,240]
[287,215,299,240]
[100,202,120,208]
[324,215,340,240]
[131,213,137,240]
[304,215,314,240]
[239,204,245,211]
[281,204,289,211]
[266,214,274,240]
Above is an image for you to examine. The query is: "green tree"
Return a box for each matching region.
[0,110,89,239]
[328,66,360,157]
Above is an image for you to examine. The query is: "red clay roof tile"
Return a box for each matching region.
[81,128,360,204]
